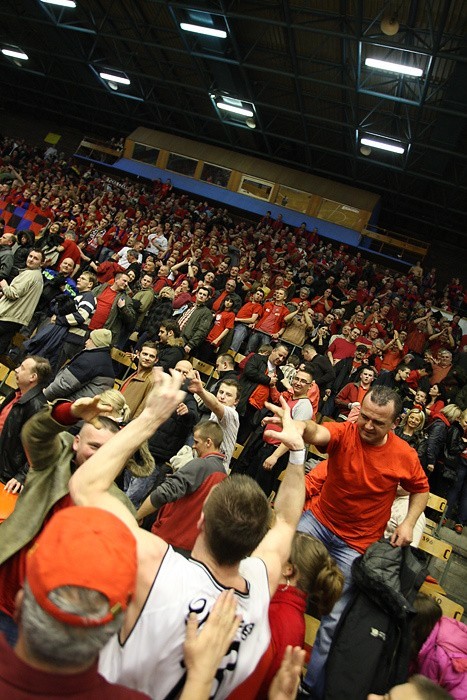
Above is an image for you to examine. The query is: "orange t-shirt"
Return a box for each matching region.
[311,422,428,553]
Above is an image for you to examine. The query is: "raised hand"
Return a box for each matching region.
[188,369,204,395]
[263,397,305,450]
[143,368,186,426]
[268,646,306,700]
[71,395,114,427]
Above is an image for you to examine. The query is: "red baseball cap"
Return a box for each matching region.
[27,506,137,627]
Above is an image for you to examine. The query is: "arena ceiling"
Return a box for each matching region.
[1,1,466,245]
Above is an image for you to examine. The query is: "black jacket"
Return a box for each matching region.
[331,357,364,395]
[424,417,450,467]
[444,420,466,461]
[309,354,335,392]
[157,341,185,372]
[148,385,198,462]
[0,385,47,484]
[237,354,286,416]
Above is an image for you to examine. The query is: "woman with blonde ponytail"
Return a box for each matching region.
[228,532,344,699]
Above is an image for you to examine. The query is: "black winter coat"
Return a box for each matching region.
[424,417,450,467]
[237,354,286,416]
[0,385,47,484]
[148,385,198,462]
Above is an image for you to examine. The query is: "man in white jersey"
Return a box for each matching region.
[69,370,306,700]
[188,371,240,471]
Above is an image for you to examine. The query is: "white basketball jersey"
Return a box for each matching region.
[99,546,271,699]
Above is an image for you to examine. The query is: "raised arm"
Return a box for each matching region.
[188,370,224,420]
[252,397,307,595]
[69,370,185,529]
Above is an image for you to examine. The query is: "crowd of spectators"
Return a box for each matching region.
[0,134,466,700]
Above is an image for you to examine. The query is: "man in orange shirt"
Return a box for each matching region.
[291,385,429,699]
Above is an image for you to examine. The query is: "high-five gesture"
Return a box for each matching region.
[143,368,186,426]
[263,397,305,451]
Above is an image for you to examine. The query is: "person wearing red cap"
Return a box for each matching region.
[69,370,307,700]
[0,506,241,700]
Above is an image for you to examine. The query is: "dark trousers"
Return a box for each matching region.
[0,321,21,354]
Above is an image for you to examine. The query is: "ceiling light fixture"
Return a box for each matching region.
[380,14,400,36]
[40,0,77,7]
[365,57,423,77]
[99,71,130,85]
[361,137,405,154]
[216,102,254,117]
[2,48,29,60]
[180,23,227,39]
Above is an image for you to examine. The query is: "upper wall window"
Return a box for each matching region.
[167,153,197,177]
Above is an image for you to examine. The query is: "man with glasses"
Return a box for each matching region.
[237,365,313,496]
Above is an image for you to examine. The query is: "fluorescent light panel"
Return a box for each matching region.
[99,72,130,85]
[2,48,28,60]
[216,102,254,117]
[40,0,77,7]
[361,137,405,154]
[180,22,227,39]
[365,57,423,77]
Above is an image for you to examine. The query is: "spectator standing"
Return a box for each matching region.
[0,355,51,493]
[178,286,213,355]
[0,232,16,281]
[189,372,240,471]
[136,420,228,553]
[237,343,289,444]
[289,386,429,699]
[229,288,265,353]
[120,343,159,419]
[245,288,293,354]
[156,319,185,370]
[89,272,135,348]
[335,366,376,421]
[0,249,44,354]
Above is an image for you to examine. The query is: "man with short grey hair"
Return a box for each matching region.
[294,385,429,699]
[0,506,148,698]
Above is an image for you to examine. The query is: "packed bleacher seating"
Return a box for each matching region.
[0,134,466,700]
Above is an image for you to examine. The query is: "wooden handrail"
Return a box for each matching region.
[362,229,429,257]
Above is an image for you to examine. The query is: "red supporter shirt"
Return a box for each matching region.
[255,302,289,335]
[57,238,81,268]
[0,636,149,699]
[88,286,117,330]
[311,296,333,315]
[0,391,21,433]
[236,301,263,321]
[206,310,235,344]
[328,337,356,361]
[311,421,428,553]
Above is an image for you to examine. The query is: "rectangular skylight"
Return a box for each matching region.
[361,138,405,154]
[365,58,423,78]
[180,23,227,39]
[2,48,29,60]
[216,102,254,117]
[99,72,131,85]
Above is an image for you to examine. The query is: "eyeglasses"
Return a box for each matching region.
[294,377,312,385]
